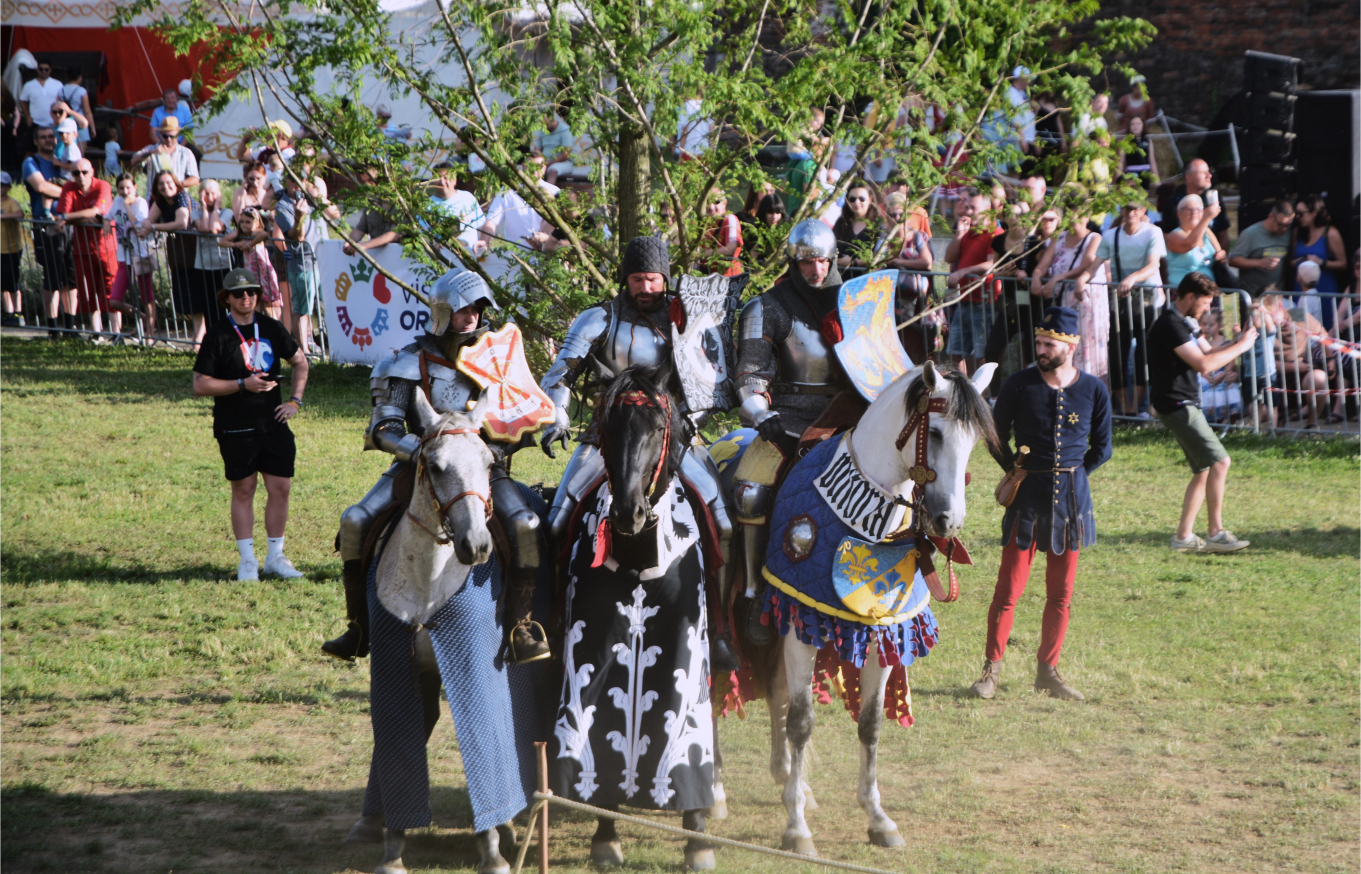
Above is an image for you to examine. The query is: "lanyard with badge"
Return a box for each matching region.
[230,318,267,374]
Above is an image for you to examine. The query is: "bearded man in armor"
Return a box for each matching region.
[323,268,551,664]
[538,235,739,672]
[732,219,849,643]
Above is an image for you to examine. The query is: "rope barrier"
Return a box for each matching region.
[510,743,908,874]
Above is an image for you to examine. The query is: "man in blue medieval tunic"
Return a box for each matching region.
[970,306,1112,701]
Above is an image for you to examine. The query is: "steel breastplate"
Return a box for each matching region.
[776,316,838,386]
[596,314,670,377]
[419,358,481,422]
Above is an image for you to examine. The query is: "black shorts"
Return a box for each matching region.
[217,424,296,481]
[1,252,21,294]
[33,230,72,291]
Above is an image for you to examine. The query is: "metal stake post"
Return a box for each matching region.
[535,741,549,874]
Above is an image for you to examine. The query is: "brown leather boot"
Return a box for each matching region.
[1034,662,1084,700]
[506,571,551,664]
[969,658,1002,699]
[322,559,369,661]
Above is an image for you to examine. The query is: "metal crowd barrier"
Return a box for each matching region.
[3,217,330,358]
[886,268,1360,437]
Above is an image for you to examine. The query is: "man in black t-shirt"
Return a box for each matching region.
[1146,273,1257,555]
[193,268,310,581]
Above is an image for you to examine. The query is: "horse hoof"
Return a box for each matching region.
[685,847,716,871]
[591,839,624,866]
[704,799,728,820]
[868,827,905,848]
[478,857,510,874]
[375,862,407,874]
[348,815,384,844]
[781,831,817,857]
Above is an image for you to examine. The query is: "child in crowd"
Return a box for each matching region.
[53,118,83,178]
[103,126,125,179]
[1196,308,1242,423]
[105,173,155,337]
[1,172,24,327]
[219,207,281,321]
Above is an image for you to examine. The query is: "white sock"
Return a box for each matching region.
[237,538,256,562]
[267,536,285,560]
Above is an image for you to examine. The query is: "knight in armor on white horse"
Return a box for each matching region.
[324,269,551,665]
[731,219,852,643]
[538,235,739,672]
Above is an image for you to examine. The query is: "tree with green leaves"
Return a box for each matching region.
[123,0,1154,366]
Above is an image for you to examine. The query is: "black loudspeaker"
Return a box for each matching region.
[1239,163,1296,203]
[1293,90,1361,251]
[1242,129,1297,165]
[1244,91,1296,130]
[1243,51,1301,95]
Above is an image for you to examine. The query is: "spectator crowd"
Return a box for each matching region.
[2,64,1357,431]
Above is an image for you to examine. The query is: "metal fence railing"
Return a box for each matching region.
[2,217,330,357]
[889,267,1360,436]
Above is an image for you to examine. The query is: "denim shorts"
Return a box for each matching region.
[946,300,991,359]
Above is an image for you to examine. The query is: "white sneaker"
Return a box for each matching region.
[237,556,260,581]
[1169,534,1206,553]
[1204,530,1250,553]
[262,553,305,578]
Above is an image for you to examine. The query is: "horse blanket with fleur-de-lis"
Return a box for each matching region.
[760,432,939,669]
[552,476,715,812]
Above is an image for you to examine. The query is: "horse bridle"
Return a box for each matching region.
[894,389,967,601]
[599,389,674,512]
[405,425,492,544]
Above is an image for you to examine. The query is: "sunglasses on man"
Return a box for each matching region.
[227,289,258,299]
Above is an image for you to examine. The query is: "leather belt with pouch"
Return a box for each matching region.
[994,446,1030,508]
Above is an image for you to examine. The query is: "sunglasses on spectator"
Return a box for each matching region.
[39,66,51,73]
[888,211,904,220]
[74,170,92,176]
[846,195,868,202]
[227,289,258,299]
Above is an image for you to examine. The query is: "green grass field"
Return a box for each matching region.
[2,338,1357,874]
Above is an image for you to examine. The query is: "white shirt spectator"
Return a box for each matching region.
[484,179,558,249]
[432,189,486,253]
[191,204,235,271]
[106,195,151,262]
[676,99,710,158]
[20,76,64,127]
[145,144,200,188]
[1095,219,1167,305]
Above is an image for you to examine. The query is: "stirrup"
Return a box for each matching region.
[508,621,552,664]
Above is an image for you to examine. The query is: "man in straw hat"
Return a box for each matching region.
[192,268,310,582]
[969,306,1112,702]
[131,115,200,190]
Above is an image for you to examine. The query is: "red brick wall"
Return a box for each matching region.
[1090,0,1360,125]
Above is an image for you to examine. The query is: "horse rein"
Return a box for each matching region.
[405,426,492,544]
[893,390,966,602]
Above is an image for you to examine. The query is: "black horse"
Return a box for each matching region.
[550,362,717,871]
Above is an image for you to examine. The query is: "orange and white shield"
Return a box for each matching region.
[456,323,557,443]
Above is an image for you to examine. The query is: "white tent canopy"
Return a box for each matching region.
[194,2,514,180]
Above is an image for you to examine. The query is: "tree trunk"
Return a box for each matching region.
[616,120,651,247]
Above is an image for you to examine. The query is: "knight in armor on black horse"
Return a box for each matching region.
[538,235,739,672]
[323,268,551,664]
[732,219,854,643]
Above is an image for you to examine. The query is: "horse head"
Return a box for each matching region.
[906,360,999,538]
[596,360,686,538]
[412,388,496,565]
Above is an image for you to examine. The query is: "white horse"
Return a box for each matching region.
[360,390,542,874]
[756,360,997,856]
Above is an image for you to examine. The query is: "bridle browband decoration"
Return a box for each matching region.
[405,425,492,544]
[600,389,674,507]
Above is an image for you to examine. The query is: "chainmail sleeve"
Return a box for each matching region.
[734,293,791,427]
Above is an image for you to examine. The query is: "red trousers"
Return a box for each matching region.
[985,535,1079,666]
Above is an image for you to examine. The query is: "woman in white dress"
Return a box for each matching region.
[1032,210,1109,382]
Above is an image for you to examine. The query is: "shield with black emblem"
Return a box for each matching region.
[670,272,749,418]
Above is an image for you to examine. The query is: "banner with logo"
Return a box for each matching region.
[318,242,517,366]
